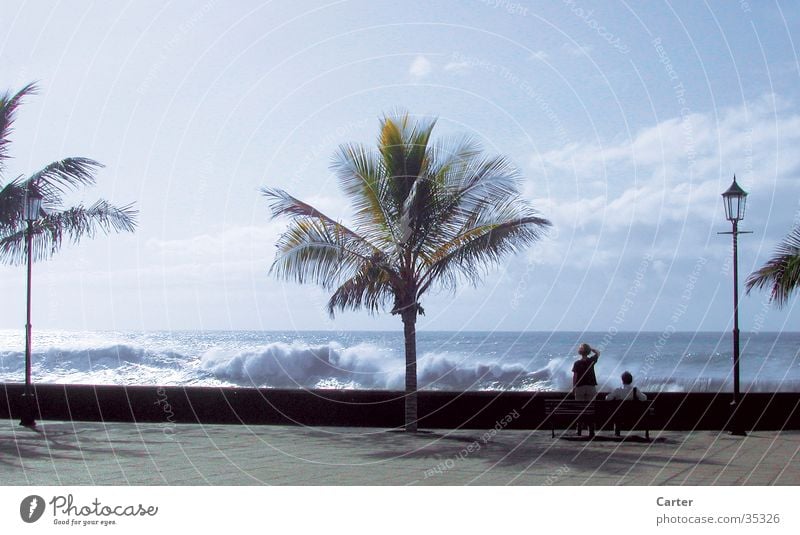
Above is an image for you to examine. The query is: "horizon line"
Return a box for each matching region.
[0,328,797,335]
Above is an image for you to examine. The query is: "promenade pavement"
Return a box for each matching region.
[1,419,797,485]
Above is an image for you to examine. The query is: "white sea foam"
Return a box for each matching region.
[199,342,397,388]
[0,330,797,392]
[0,344,194,385]
[198,342,532,389]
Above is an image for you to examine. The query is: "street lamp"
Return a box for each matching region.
[19,189,42,428]
[720,175,749,436]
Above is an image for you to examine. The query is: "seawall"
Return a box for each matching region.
[1,383,799,430]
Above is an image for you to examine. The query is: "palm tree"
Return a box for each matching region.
[745,226,800,307]
[263,112,551,431]
[0,83,137,264]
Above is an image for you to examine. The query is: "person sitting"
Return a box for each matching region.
[606,371,647,401]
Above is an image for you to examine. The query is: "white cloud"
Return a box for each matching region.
[537,95,800,185]
[444,60,471,73]
[409,55,432,78]
[526,95,800,268]
[146,224,281,262]
[529,50,549,61]
[60,224,286,289]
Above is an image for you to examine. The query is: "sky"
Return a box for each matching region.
[0,0,799,333]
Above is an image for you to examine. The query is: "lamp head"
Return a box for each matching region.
[722,175,747,222]
[23,190,43,222]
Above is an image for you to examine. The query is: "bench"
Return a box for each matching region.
[544,400,597,437]
[544,399,655,439]
[600,400,655,440]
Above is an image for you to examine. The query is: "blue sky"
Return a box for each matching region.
[0,0,798,333]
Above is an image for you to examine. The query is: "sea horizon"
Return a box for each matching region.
[1,328,797,334]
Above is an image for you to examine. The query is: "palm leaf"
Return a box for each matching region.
[331,142,398,248]
[419,209,551,295]
[1,158,104,228]
[0,180,26,229]
[327,263,396,316]
[746,227,800,307]
[262,187,382,257]
[0,200,138,264]
[23,157,104,205]
[379,113,436,217]
[0,82,38,171]
[410,156,531,274]
[270,218,377,288]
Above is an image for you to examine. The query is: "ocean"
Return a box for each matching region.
[0,330,798,393]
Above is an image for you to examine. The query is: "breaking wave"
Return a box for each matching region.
[0,339,797,392]
[199,342,547,390]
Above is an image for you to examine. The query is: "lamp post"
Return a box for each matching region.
[19,190,42,428]
[720,175,749,436]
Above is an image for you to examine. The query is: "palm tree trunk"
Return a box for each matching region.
[402,311,418,432]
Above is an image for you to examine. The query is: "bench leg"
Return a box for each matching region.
[646,429,650,440]
[552,425,555,439]
[614,423,620,437]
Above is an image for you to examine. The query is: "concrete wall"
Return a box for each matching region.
[2,383,798,430]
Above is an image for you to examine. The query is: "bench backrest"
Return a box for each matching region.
[544,400,596,416]
[544,399,654,416]
[600,400,654,415]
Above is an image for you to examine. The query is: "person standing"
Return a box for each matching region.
[571,343,600,436]
[572,343,600,400]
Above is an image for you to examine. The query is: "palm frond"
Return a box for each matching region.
[263,187,381,256]
[426,136,482,174]
[401,137,481,255]
[327,264,395,316]
[0,180,26,229]
[79,200,138,234]
[0,200,138,264]
[745,227,800,307]
[331,142,398,247]
[271,219,355,285]
[442,155,521,223]
[379,113,436,214]
[23,157,104,204]
[0,82,38,170]
[418,210,551,295]
[412,154,525,261]
[404,115,435,181]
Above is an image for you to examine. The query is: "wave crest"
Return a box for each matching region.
[199,342,552,390]
[0,339,796,392]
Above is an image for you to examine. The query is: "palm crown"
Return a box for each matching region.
[0,83,137,263]
[264,113,550,431]
[746,226,800,307]
[265,113,550,318]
